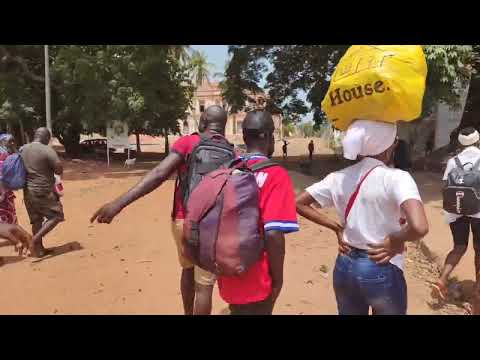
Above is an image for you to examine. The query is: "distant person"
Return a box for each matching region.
[91,105,232,315]
[297,120,428,315]
[21,128,64,258]
[308,140,314,161]
[425,132,434,157]
[433,127,480,303]
[282,140,289,160]
[393,139,412,171]
[217,110,299,315]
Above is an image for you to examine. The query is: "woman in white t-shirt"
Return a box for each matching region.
[432,127,480,309]
[296,120,429,315]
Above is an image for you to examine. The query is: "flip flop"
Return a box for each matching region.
[431,282,448,301]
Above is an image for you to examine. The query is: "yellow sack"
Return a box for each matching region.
[321,45,428,131]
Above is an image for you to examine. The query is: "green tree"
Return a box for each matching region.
[189,50,214,86]
[0,45,194,156]
[222,45,477,130]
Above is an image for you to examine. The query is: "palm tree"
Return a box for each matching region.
[169,45,191,64]
[189,50,214,87]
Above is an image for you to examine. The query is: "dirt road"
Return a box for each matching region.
[0,139,469,314]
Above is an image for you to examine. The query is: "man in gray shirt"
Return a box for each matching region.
[21,128,64,258]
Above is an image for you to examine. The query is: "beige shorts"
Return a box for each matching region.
[171,219,216,286]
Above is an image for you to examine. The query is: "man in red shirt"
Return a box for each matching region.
[218,110,299,315]
[91,105,228,315]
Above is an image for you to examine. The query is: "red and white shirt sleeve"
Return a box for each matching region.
[257,166,299,233]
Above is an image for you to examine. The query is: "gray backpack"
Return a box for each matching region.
[443,157,480,215]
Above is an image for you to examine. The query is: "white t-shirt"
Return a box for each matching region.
[443,146,480,223]
[306,157,422,271]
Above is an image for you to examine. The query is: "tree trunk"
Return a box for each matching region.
[18,118,26,145]
[449,70,480,149]
[164,129,169,155]
[57,122,83,157]
[135,131,142,153]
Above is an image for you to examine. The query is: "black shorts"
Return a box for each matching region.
[229,296,274,315]
[450,216,480,249]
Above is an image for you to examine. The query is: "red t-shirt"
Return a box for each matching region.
[170,134,201,220]
[217,155,299,305]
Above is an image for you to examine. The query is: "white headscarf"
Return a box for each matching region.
[458,130,479,146]
[342,120,397,160]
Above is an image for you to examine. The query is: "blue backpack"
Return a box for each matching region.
[1,153,27,190]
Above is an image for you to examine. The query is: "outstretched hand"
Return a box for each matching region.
[90,201,123,224]
[0,223,32,256]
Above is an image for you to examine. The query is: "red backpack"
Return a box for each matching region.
[183,158,278,276]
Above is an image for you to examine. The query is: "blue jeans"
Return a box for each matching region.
[333,249,407,315]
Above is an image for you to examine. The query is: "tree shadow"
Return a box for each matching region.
[30,241,84,264]
[60,152,166,182]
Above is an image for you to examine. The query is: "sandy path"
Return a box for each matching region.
[0,139,467,315]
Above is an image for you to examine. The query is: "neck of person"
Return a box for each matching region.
[204,128,224,136]
[245,146,268,158]
[360,155,389,166]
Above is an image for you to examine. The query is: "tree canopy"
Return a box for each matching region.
[222,45,478,128]
[0,45,194,155]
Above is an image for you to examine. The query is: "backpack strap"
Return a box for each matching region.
[228,157,278,172]
[454,156,463,169]
[250,159,278,172]
[344,166,380,222]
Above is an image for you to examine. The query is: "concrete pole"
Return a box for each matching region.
[44,45,52,134]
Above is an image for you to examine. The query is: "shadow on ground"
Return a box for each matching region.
[0,255,25,267]
[31,241,84,264]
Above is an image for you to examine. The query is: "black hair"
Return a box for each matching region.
[460,127,477,136]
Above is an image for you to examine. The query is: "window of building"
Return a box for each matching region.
[199,100,205,113]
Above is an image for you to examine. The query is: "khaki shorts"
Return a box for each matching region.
[24,189,65,225]
[171,219,216,286]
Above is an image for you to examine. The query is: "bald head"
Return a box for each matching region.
[203,105,227,134]
[34,127,52,145]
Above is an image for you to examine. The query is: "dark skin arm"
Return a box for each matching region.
[368,199,429,264]
[91,152,183,224]
[265,230,285,305]
[53,160,63,176]
[296,191,351,255]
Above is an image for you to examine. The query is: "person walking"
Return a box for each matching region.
[432,127,480,305]
[21,128,64,258]
[296,120,428,315]
[0,134,32,258]
[217,110,299,315]
[308,140,314,161]
[0,134,19,226]
[91,106,230,315]
[282,140,289,160]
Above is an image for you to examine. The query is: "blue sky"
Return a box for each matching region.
[191,45,229,77]
[192,45,313,122]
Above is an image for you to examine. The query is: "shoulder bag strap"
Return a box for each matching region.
[344,166,380,222]
[250,159,278,172]
[454,156,463,169]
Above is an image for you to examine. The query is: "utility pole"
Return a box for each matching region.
[44,45,52,134]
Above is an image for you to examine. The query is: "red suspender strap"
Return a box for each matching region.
[344,166,380,222]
